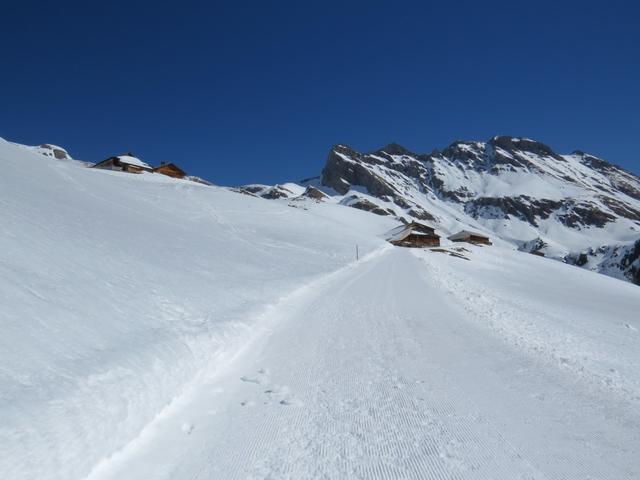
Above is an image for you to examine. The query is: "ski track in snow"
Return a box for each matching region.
[90,249,640,480]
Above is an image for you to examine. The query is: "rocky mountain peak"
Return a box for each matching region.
[438,140,487,165]
[490,135,551,152]
[375,143,416,157]
[314,136,640,284]
[489,136,563,161]
[247,135,640,285]
[332,144,359,157]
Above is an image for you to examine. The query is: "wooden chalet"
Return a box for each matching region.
[153,162,187,179]
[386,221,441,248]
[447,230,492,245]
[92,153,153,174]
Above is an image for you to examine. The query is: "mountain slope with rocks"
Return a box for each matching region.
[245,136,640,284]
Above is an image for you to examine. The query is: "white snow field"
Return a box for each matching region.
[2,138,640,479]
[88,247,640,480]
[0,139,394,480]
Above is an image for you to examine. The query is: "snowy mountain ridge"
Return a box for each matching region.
[244,136,640,285]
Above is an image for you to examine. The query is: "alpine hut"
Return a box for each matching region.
[386,221,441,248]
[153,162,187,179]
[447,230,492,245]
[92,153,153,174]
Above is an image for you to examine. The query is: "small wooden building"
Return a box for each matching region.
[386,221,441,248]
[92,153,153,174]
[448,230,492,245]
[154,162,187,179]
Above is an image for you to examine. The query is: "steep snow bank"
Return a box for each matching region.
[0,139,395,480]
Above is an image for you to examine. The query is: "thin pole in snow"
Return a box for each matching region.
[356,244,359,261]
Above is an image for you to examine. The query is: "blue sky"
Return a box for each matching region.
[2,1,639,184]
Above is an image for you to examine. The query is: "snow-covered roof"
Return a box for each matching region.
[116,155,151,169]
[448,230,489,241]
[385,222,439,242]
[385,224,410,242]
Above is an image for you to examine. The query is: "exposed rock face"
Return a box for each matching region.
[626,240,640,284]
[320,137,640,232]
[407,208,435,222]
[302,186,329,201]
[238,184,298,199]
[576,151,640,201]
[517,237,548,255]
[240,185,267,195]
[565,239,640,285]
[340,195,392,216]
[36,144,71,160]
[464,196,564,226]
[246,134,640,285]
[316,136,640,284]
[261,186,294,200]
[321,145,399,197]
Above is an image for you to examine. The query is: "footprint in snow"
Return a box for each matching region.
[240,369,302,406]
[240,368,270,385]
[181,422,194,434]
[279,397,304,407]
[264,385,290,396]
[624,323,638,332]
[265,386,303,406]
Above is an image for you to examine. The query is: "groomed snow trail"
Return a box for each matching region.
[91,248,640,480]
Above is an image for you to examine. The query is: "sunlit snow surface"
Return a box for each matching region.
[1,138,639,479]
[0,138,394,479]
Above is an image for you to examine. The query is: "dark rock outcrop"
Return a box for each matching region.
[302,186,329,201]
[341,195,391,216]
[261,185,295,199]
[321,145,398,197]
[38,144,71,160]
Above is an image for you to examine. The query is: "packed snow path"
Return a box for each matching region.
[91,248,640,480]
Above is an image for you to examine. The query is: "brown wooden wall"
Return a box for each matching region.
[392,234,440,248]
[452,236,491,245]
[468,235,491,245]
[155,165,185,178]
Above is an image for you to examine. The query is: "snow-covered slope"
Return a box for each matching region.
[2,135,640,480]
[0,138,395,480]
[246,137,640,284]
[90,244,640,480]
